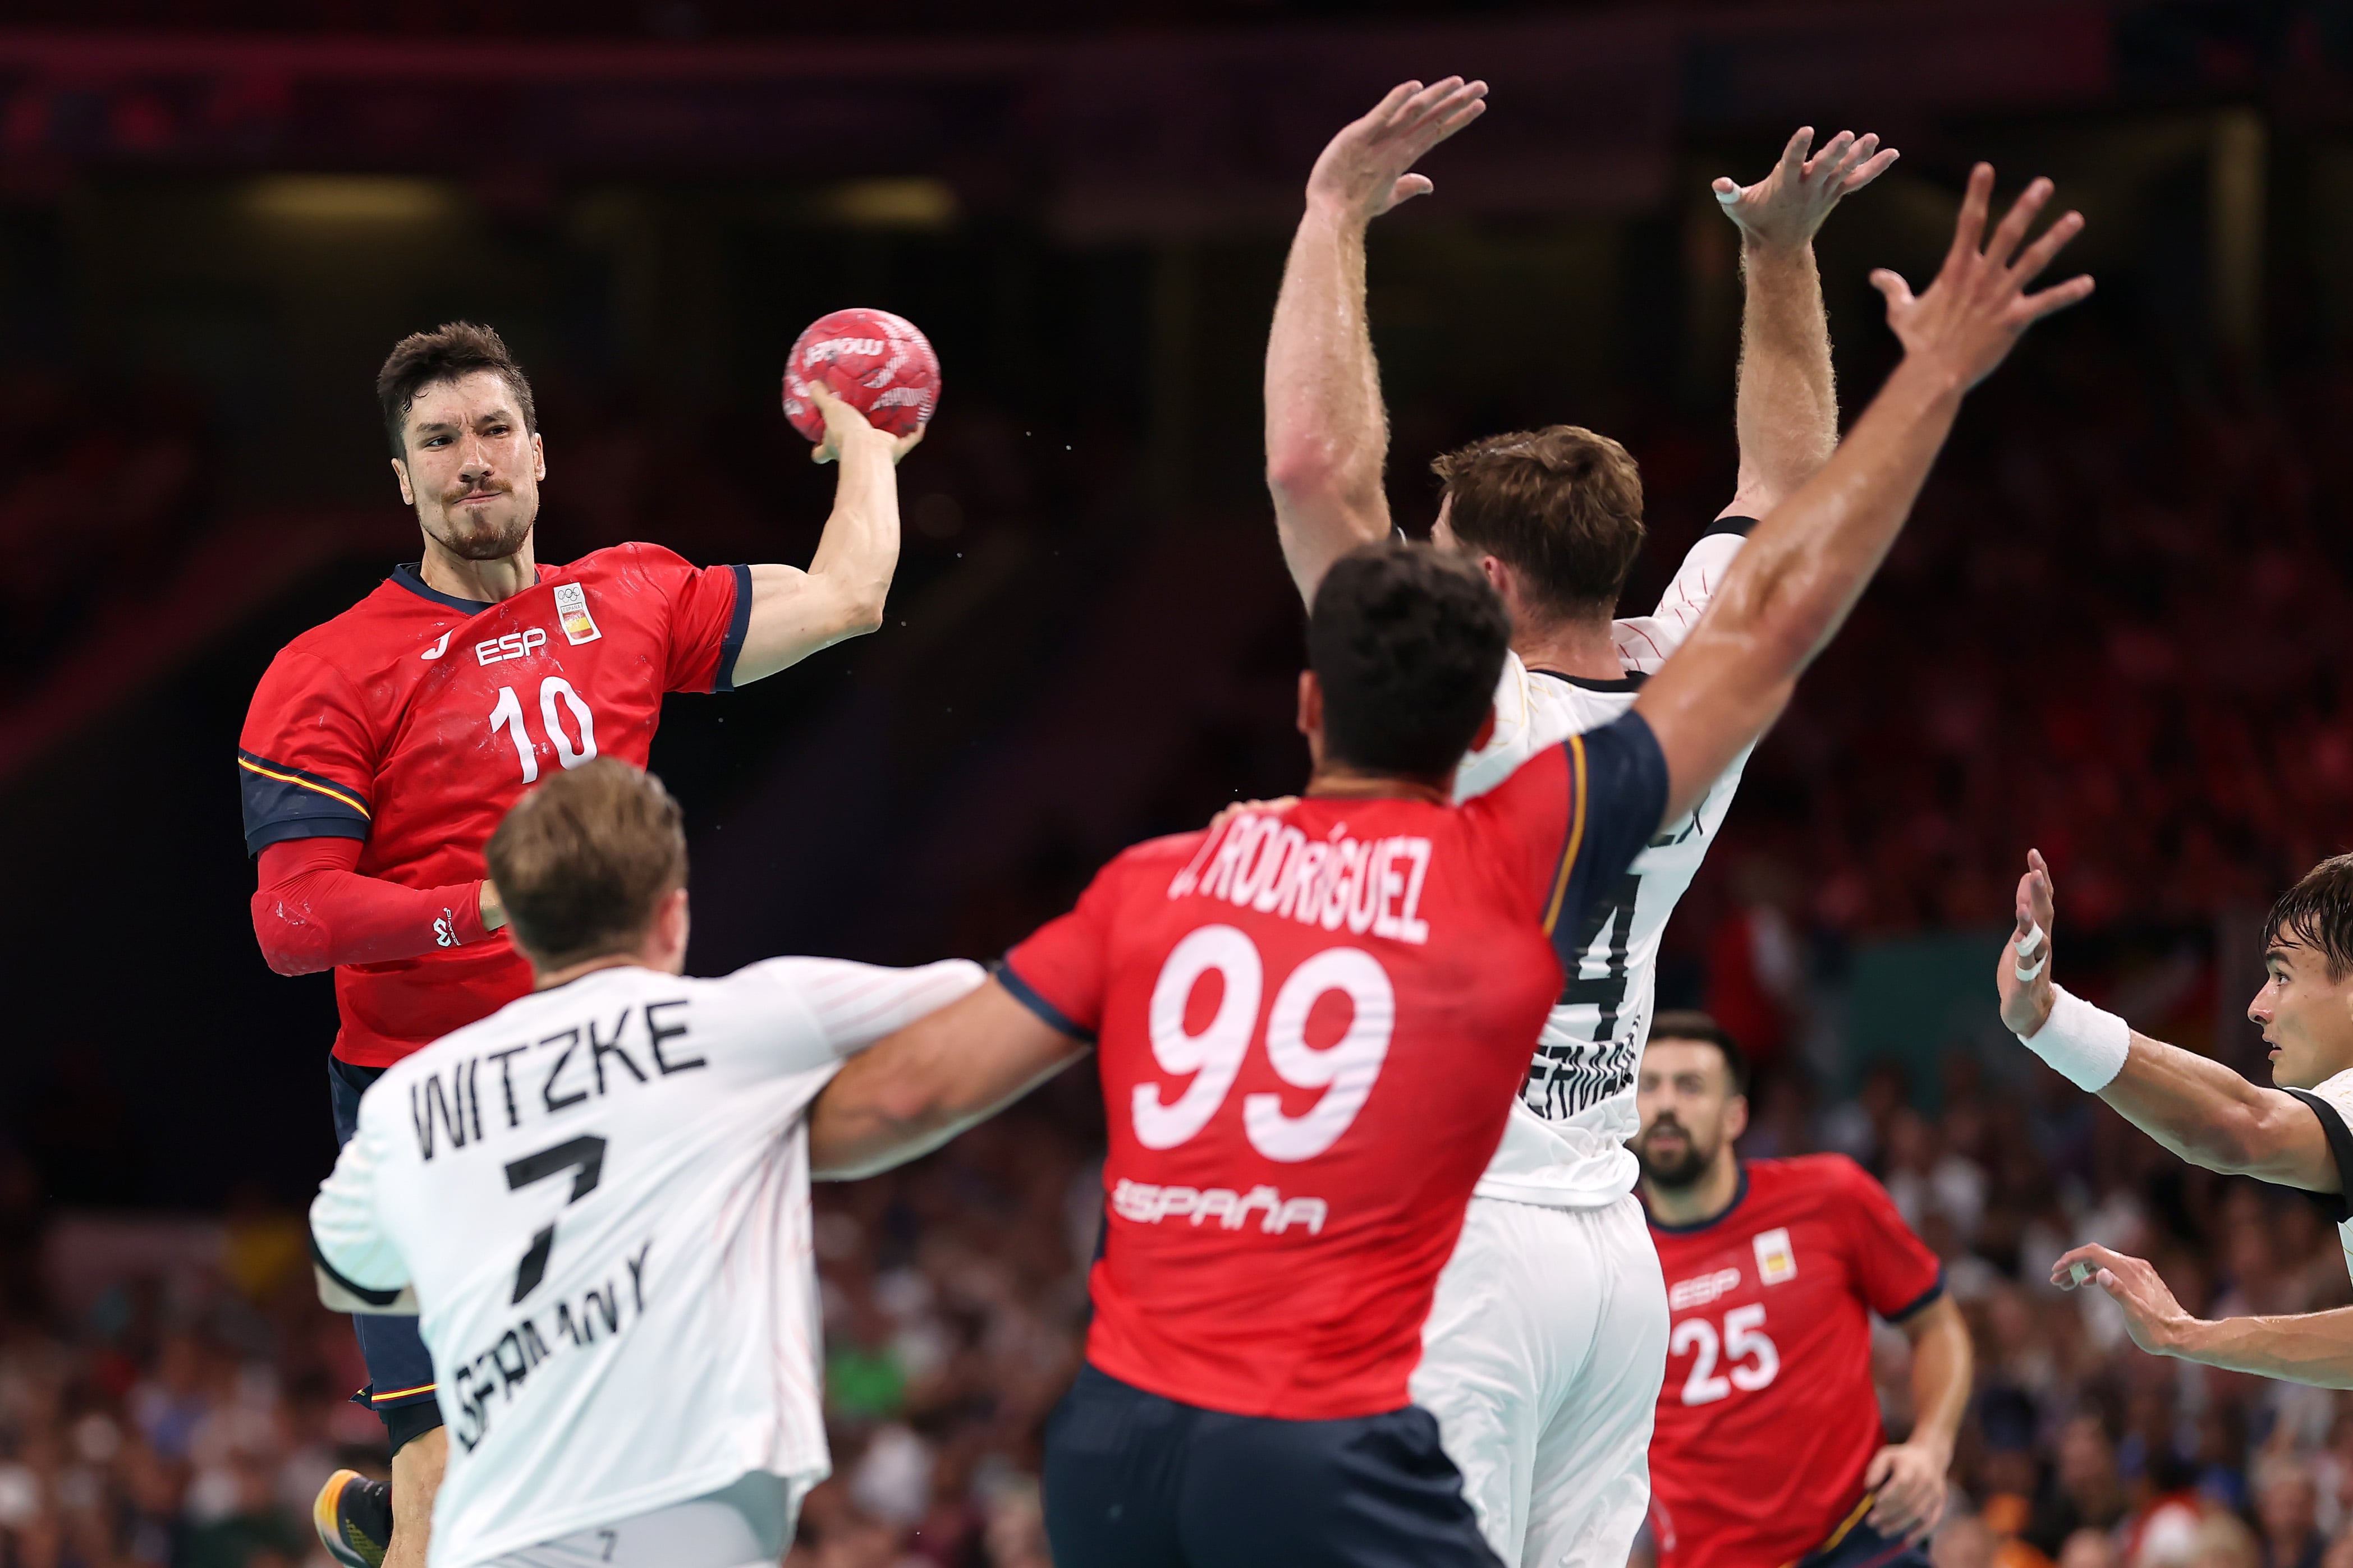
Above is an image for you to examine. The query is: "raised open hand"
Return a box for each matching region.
[1997,848,2058,1037]
[1304,77,1489,226]
[1714,127,1899,251]
[1872,165,2093,390]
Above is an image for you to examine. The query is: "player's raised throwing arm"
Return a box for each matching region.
[728,381,920,686]
[1996,850,2343,1192]
[1630,166,2091,825]
[1264,78,1488,604]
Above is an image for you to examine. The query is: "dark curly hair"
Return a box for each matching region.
[1307,541,1510,779]
[375,321,538,458]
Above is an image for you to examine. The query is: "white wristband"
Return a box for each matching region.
[2017,984,2130,1092]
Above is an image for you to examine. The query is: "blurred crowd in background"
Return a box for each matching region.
[7,32,2353,1558]
[24,1031,2353,1567]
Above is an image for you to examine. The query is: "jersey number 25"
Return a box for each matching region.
[1671,1303,1781,1405]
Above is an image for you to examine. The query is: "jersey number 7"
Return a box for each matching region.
[505,1135,607,1303]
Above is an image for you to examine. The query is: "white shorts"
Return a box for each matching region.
[483,1476,797,1568]
[1410,1192,1667,1568]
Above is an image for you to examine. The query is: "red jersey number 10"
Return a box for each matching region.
[489,678,600,784]
[1139,926,1395,1164]
[1671,1303,1782,1406]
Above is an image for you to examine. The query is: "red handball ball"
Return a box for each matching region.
[781,308,941,443]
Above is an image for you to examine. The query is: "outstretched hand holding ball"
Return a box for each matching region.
[784,307,939,465]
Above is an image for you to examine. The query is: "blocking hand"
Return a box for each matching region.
[1870,165,2093,391]
[1304,77,1489,225]
[1996,848,2057,1037]
[1714,126,1899,251]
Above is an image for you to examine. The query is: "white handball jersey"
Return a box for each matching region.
[2285,1067,2353,1283]
[1453,521,1754,1209]
[310,956,985,1568]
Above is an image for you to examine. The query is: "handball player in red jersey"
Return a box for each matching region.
[793,152,2090,1560]
[1634,1016,1973,1568]
[237,322,919,1568]
[804,147,2086,1567]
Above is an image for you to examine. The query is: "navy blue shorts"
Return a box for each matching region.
[1798,1508,1932,1568]
[329,1055,443,1451]
[1043,1363,1501,1568]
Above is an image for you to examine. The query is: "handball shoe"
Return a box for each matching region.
[314,1469,393,1568]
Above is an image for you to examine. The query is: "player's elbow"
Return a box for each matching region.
[826,576,890,640]
[811,1082,952,1181]
[250,891,327,977]
[1266,436,1379,519]
[1266,443,1338,505]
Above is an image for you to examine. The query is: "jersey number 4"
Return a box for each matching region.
[1671,1303,1780,1405]
[488,677,599,784]
[1136,925,1395,1162]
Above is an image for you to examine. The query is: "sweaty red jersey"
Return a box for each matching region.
[1646,1155,1943,1568]
[1002,712,1667,1421]
[238,547,746,1066]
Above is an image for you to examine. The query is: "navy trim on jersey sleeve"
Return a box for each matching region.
[1540,710,1668,973]
[994,958,1095,1043]
[1887,1270,1947,1323]
[2286,1089,2353,1222]
[238,749,371,856]
[309,1231,405,1309]
[1703,515,1759,539]
[713,563,754,692]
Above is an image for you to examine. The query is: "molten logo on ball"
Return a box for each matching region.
[782,309,941,442]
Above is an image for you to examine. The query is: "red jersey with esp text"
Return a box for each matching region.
[1646,1156,1944,1568]
[1002,712,1667,1420]
[238,547,746,1066]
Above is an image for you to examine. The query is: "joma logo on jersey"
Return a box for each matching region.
[477,628,549,665]
[1668,1266,1741,1310]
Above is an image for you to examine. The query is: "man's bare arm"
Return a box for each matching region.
[1716,127,1899,521]
[1265,78,1487,605]
[731,383,921,686]
[1997,849,2340,1190]
[2056,1243,2353,1388]
[1631,167,2089,826]
[808,980,1092,1180]
[1863,1295,1971,1542]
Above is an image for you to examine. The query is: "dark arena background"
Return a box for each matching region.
[5,3,2353,1565]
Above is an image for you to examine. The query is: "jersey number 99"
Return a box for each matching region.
[1134,925,1395,1163]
